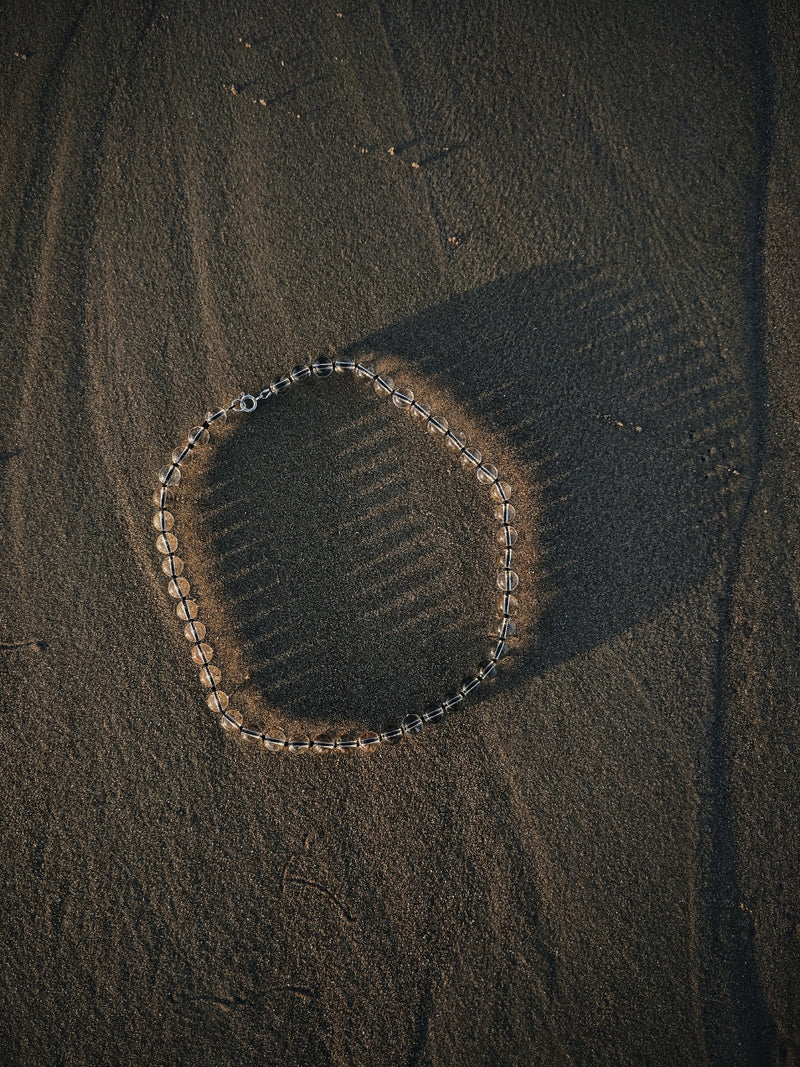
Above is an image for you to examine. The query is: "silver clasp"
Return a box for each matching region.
[232,393,257,413]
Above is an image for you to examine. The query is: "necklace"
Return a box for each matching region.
[153,356,521,752]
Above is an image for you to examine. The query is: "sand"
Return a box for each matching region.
[1,0,798,1063]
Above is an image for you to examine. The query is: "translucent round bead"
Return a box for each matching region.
[500,547,515,570]
[426,414,448,435]
[220,709,243,732]
[313,733,335,751]
[176,598,199,621]
[380,727,403,743]
[443,693,464,710]
[205,409,227,426]
[168,576,190,599]
[172,445,191,465]
[445,430,466,452]
[334,359,356,372]
[356,362,376,380]
[497,617,517,639]
[312,356,334,376]
[392,387,414,409]
[263,731,287,752]
[336,737,359,751]
[358,732,381,749]
[271,375,291,392]
[206,690,228,713]
[153,510,174,532]
[497,526,518,547]
[153,487,173,508]
[156,532,178,554]
[422,706,445,723]
[478,662,497,681]
[374,376,394,397]
[184,619,206,642]
[159,465,181,487]
[491,482,512,502]
[241,726,263,742]
[199,664,222,688]
[191,642,213,665]
[460,677,482,697]
[495,503,516,523]
[188,425,210,447]
[410,401,430,421]
[162,554,184,577]
[290,364,311,381]
[288,735,311,752]
[497,570,519,592]
[497,593,519,618]
[477,463,499,485]
[401,713,423,735]
[461,447,482,469]
[492,640,509,661]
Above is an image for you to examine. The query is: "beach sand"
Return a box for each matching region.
[1,1,798,1063]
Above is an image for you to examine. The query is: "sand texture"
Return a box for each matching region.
[1,1,798,1063]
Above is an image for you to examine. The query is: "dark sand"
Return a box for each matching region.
[1,1,798,1063]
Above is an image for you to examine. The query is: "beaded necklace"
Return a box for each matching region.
[153,356,520,752]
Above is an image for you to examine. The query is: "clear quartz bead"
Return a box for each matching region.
[497,617,517,639]
[359,732,381,749]
[188,425,210,446]
[491,482,513,502]
[184,619,206,641]
[461,447,482,469]
[153,487,173,508]
[336,737,359,751]
[445,430,466,451]
[356,362,376,380]
[199,664,221,688]
[495,503,516,523]
[241,726,263,742]
[159,465,181,487]
[497,570,520,592]
[312,356,334,376]
[153,511,174,532]
[477,462,499,485]
[401,713,423,735]
[423,706,444,723]
[206,690,228,713]
[288,735,311,752]
[374,376,394,397]
[334,359,356,372]
[271,375,291,392]
[290,364,311,380]
[460,676,482,697]
[220,709,243,732]
[313,733,335,751]
[478,662,497,681]
[497,593,519,618]
[410,400,430,421]
[497,525,518,547]
[172,445,191,465]
[392,387,414,409]
[443,693,464,710]
[156,532,178,554]
[500,547,515,570]
[191,642,213,665]
[426,414,448,435]
[162,554,184,577]
[176,598,199,621]
[263,731,287,751]
[205,409,227,426]
[380,727,403,743]
[168,576,190,599]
